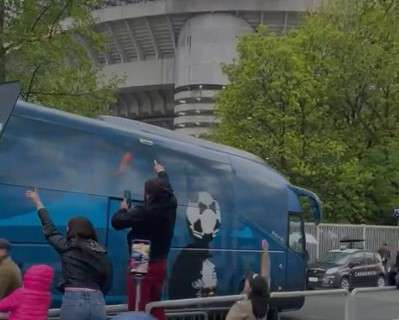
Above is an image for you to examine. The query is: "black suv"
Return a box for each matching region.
[307,249,386,290]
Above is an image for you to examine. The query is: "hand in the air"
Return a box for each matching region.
[153,160,165,173]
[25,188,44,209]
[261,239,269,252]
[120,199,129,210]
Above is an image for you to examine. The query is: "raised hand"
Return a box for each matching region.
[153,160,165,173]
[261,239,269,252]
[120,199,129,210]
[25,188,44,209]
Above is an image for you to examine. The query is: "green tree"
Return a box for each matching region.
[0,0,120,116]
[214,0,399,223]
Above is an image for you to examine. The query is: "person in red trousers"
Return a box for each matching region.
[112,160,177,320]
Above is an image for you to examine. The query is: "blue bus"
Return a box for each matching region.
[0,82,321,311]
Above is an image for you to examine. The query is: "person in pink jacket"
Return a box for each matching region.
[0,264,54,320]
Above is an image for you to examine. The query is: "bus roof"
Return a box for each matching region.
[97,115,268,163]
[14,100,269,165]
[11,100,323,222]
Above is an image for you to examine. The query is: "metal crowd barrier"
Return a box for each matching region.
[345,286,397,320]
[145,294,245,314]
[46,287,399,320]
[145,289,349,314]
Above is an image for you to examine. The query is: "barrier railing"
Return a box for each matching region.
[145,289,349,314]
[145,294,245,314]
[47,287,399,320]
[345,286,397,320]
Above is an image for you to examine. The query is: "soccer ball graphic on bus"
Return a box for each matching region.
[186,192,221,241]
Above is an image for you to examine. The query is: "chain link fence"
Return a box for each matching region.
[304,223,399,262]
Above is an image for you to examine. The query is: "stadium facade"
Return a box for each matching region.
[93,0,319,136]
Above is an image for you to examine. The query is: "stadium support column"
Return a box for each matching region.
[174,13,253,137]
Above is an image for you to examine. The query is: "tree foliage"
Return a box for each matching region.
[0,0,120,116]
[214,0,399,223]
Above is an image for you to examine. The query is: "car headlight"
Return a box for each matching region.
[325,267,339,275]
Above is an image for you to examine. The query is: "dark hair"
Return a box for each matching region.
[67,217,98,241]
[0,238,11,251]
[248,275,270,319]
[144,177,171,207]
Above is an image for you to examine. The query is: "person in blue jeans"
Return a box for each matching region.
[111,312,155,320]
[26,189,113,320]
[62,290,108,320]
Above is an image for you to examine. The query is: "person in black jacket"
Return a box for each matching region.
[25,189,113,320]
[378,242,391,272]
[112,160,177,320]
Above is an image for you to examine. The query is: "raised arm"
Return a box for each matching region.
[111,204,147,230]
[25,190,68,253]
[154,160,173,193]
[260,239,270,280]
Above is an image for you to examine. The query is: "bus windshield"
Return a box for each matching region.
[0,82,20,137]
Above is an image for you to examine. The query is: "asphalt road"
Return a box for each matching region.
[280,295,346,320]
[279,291,399,320]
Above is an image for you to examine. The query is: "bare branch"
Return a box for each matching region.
[48,0,72,39]
[30,3,52,32]
[24,64,42,101]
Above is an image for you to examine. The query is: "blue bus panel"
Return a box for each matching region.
[0,97,322,310]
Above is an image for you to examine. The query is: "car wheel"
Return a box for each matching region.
[267,308,279,320]
[340,277,350,290]
[377,275,386,287]
[388,272,396,285]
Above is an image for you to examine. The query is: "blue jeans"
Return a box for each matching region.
[60,290,106,320]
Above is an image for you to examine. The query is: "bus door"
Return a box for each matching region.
[106,197,143,304]
[286,213,307,290]
[285,185,322,293]
[281,211,307,311]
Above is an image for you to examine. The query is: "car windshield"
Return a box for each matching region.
[319,251,351,265]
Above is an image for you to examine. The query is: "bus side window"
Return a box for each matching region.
[184,156,234,246]
[231,158,287,246]
[93,135,154,198]
[0,115,155,199]
[151,145,188,203]
[186,157,234,212]
[0,116,96,193]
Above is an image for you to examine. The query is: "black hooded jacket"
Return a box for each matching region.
[37,209,113,293]
[111,171,177,261]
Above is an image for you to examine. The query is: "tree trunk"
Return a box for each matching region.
[0,0,5,82]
